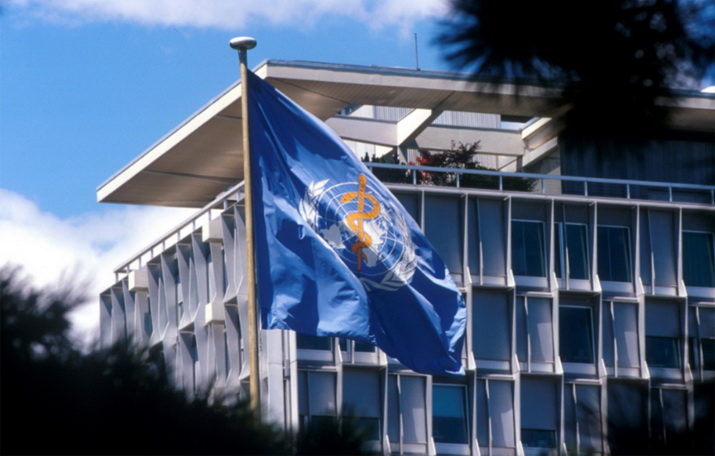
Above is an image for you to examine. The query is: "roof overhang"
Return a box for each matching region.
[97,60,715,208]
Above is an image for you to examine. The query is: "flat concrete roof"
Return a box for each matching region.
[97,60,715,208]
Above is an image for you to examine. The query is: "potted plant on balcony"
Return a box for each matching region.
[416,141,535,191]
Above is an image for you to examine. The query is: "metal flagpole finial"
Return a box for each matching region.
[229,36,257,51]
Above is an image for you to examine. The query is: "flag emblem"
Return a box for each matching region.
[299,174,417,291]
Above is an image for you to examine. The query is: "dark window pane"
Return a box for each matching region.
[473,290,511,361]
[703,339,715,370]
[387,377,399,442]
[343,369,380,441]
[646,336,681,368]
[560,307,594,363]
[353,417,380,441]
[598,226,632,282]
[521,378,557,447]
[299,415,309,435]
[478,200,506,277]
[683,232,715,287]
[521,429,557,448]
[425,196,462,275]
[355,340,376,352]
[557,224,590,279]
[566,224,590,279]
[432,385,469,444]
[555,226,563,278]
[310,415,337,429]
[512,221,546,277]
[297,334,331,350]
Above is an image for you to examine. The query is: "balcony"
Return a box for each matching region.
[365,162,715,205]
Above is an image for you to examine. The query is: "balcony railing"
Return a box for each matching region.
[113,182,247,280]
[365,162,715,205]
[114,164,714,278]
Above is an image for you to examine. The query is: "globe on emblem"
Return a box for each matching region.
[300,175,416,291]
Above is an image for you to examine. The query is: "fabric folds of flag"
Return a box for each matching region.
[246,71,466,376]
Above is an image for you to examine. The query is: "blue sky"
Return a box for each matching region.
[0,0,455,339]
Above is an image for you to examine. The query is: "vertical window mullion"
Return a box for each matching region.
[694,306,703,377]
[572,384,580,454]
[485,380,493,452]
[563,223,571,281]
[525,297,532,370]
[610,301,618,376]
[397,376,404,448]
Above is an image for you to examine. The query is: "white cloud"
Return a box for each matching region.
[6,0,449,30]
[0,188,194,346]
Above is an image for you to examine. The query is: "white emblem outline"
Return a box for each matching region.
[299,177,416,291]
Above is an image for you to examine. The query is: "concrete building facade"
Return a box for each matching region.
[99,60,715,455]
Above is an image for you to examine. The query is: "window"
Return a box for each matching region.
[425,196,462,276]
[650,388,688,449]
[388,375,427,446]
[704,339,715,370]
[179,332,198,394]
[521,378,558,448]
[224,304,244,383]
[432,384,469,444]
[555,223,590,280]
[477,380,515,449]
[607,381,648,452]
[394,192,420,224]
[560,306,595,364]
[645,301,681,369]
[137,290,152,341]
[521,429,557,449]
[473,290,511,362]
[512,221,546,277]
[598,226,632,282]
[343,370,381,440]
[683,231,715,287]
[516,297,554,364]
[689,306,715,372]
[603,302,640,368]
[702,338,715,371]
[646,337,681,368]
[469,199,507,280]
[298,371,337,433]
[338,337,375,353]
[564,384,602,454]
[297,334,332,350]
[640,210,676,288]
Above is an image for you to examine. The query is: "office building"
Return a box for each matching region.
[99,60,714,455]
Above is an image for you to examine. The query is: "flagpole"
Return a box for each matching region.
[229,36,260,415]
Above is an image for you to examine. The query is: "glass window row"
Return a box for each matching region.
[296,369,704,454]
[395,192,715,290]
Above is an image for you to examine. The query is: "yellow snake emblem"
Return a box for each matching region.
[340,174,381,270]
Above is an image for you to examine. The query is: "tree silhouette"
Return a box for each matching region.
[439,0,715,136]
[1,266,371,455]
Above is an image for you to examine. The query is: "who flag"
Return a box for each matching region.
[246,71,466,376]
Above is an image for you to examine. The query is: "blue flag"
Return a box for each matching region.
[247,71,466,376]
